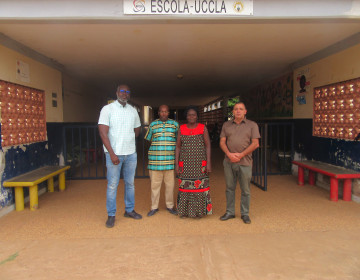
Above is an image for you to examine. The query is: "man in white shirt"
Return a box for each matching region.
[98,84,142,228]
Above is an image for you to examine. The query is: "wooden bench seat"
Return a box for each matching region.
[292,160,360,202]
[3,165,70,211]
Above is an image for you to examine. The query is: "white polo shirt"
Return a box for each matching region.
[98,101,141,155]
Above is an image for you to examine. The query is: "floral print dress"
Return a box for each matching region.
[177,123,212,218]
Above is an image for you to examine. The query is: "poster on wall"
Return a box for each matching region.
[242,72,293,118]
[295,68,310,105]
[16,60,30,83]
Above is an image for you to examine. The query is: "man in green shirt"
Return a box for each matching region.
[145,105,179,216]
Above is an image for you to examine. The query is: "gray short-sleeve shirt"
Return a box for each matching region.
[220,118,261,166]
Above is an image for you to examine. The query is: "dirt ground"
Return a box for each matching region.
[1,151,360,279]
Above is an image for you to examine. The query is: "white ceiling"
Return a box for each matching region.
[0,20,360,107]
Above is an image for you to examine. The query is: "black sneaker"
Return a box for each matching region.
[166,208,178,215]
[106,216,115,228]
[241,215,251,224]
[147,209,159,217]
[124,210,142,219]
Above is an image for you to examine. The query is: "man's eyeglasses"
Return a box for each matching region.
[118,89,131,94]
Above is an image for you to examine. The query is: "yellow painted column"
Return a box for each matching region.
[14,186,24,211]
[48,177,54,192]
[29,185,39,211]
[59,172,66,191]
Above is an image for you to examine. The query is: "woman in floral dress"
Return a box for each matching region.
[175,106,212,218]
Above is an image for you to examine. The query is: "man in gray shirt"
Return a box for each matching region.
[219,102,260,224]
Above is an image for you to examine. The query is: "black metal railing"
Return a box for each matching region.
[252,123,268,191]
[266,122,294,175]
[252,122,295,191]
[63,124,149,179]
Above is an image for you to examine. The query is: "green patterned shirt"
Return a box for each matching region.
[144,119,179,171]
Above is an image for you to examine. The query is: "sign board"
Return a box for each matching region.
[16,60,30,83]
[124,0,253,15]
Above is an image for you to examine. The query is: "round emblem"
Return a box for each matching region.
[233,1,244,13]
[133,0,146,13]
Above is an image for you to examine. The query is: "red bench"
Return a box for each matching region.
[292,160,360,202]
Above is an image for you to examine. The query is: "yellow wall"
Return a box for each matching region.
[62,74,106,122]
[0,44,63,122]
[293,44,360,119]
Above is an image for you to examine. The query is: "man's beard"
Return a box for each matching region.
[117,97,129,103]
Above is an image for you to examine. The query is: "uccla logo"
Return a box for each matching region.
[233,1,243,13]
[133,0,146,12]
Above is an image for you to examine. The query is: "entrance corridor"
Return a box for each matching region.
[1,149,360,279]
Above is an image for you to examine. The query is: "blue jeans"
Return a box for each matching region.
[223,159,252,216]
[105,152,137,216]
